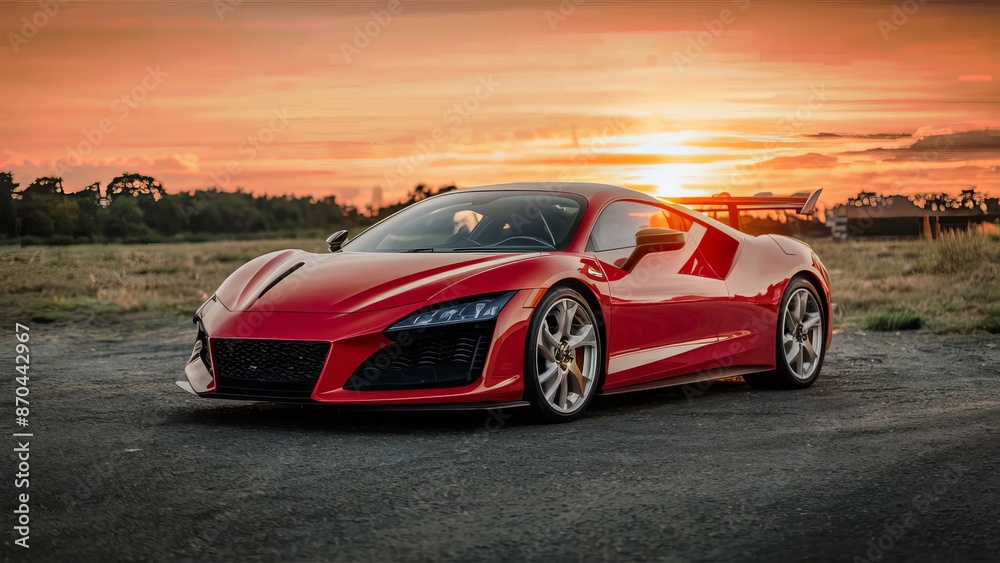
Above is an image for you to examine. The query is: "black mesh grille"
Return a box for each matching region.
[344,326,491,390]
[212,339,330,399]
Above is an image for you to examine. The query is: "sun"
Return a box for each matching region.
[604,131,723,198]
[634,163,708,199]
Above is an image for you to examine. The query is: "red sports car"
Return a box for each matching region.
[178,182,831,421]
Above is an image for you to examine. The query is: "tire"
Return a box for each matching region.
[524,287,602,422]
[745,276,826,390]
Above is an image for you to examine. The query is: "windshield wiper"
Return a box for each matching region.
[451,246,550,252]
[403,248,436,253]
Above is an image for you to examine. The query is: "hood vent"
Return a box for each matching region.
[256,262,305,302]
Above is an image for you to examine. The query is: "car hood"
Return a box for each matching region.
[215,249,538,314]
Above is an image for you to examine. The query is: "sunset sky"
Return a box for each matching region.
[3,0,999,208]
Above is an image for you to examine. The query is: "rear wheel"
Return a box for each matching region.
[524,287,601,422]
[745,276,826,390]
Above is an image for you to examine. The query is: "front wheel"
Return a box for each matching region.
[524,287,602,422]
[745,276,826,390]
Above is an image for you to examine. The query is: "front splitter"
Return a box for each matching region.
[175,381,529,411]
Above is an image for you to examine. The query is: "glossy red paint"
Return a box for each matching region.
[181,182,832,407]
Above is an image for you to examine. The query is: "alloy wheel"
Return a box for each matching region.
[535,297,599,414]
[781,287,824,380]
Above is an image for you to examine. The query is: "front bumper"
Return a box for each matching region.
[179,290,535,406]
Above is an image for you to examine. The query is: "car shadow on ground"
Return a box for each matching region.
[164,378,752,434]
[590,377,750,412]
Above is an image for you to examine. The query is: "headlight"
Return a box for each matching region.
[386,292,516,332]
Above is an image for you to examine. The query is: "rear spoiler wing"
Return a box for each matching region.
[663,189,822,231]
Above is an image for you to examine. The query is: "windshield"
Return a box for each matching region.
[343,191,586,253]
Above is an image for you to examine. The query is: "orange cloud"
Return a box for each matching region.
[1,1,999,206]
[759,153,838,170]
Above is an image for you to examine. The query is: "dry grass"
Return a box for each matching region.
[2,233,999,332]
[811,231,1000,332]
[0,239,328,323]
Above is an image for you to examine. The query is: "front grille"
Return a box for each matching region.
[212,339,330,399]
[344,325,492,390]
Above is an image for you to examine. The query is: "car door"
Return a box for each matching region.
[589,200,733,387]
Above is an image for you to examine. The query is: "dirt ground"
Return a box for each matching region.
[4,316,999,561]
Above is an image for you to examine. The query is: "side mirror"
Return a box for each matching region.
[621,228,685,272]
[326,230,349,252]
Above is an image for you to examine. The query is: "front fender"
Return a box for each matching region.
[431,253,611,313]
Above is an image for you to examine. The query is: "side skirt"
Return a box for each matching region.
[597,365,771,396]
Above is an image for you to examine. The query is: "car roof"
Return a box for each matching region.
[462,182,661,203]
[456,182,746,240]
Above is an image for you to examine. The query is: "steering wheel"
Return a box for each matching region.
[490,236,555,249]
[444,233,478,246]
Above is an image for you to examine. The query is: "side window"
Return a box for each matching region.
[590,201,692,252]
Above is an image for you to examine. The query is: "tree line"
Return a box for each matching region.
[0,171,454,245]
[2,170,993,245]
[842,188,997,213]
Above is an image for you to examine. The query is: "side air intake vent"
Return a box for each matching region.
[344,324,492,390]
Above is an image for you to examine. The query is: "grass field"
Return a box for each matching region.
[811,232,1000,332]
[1,233,998,332]
[0,238,330,323]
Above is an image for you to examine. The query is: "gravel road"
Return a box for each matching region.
[4,316,999,561]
